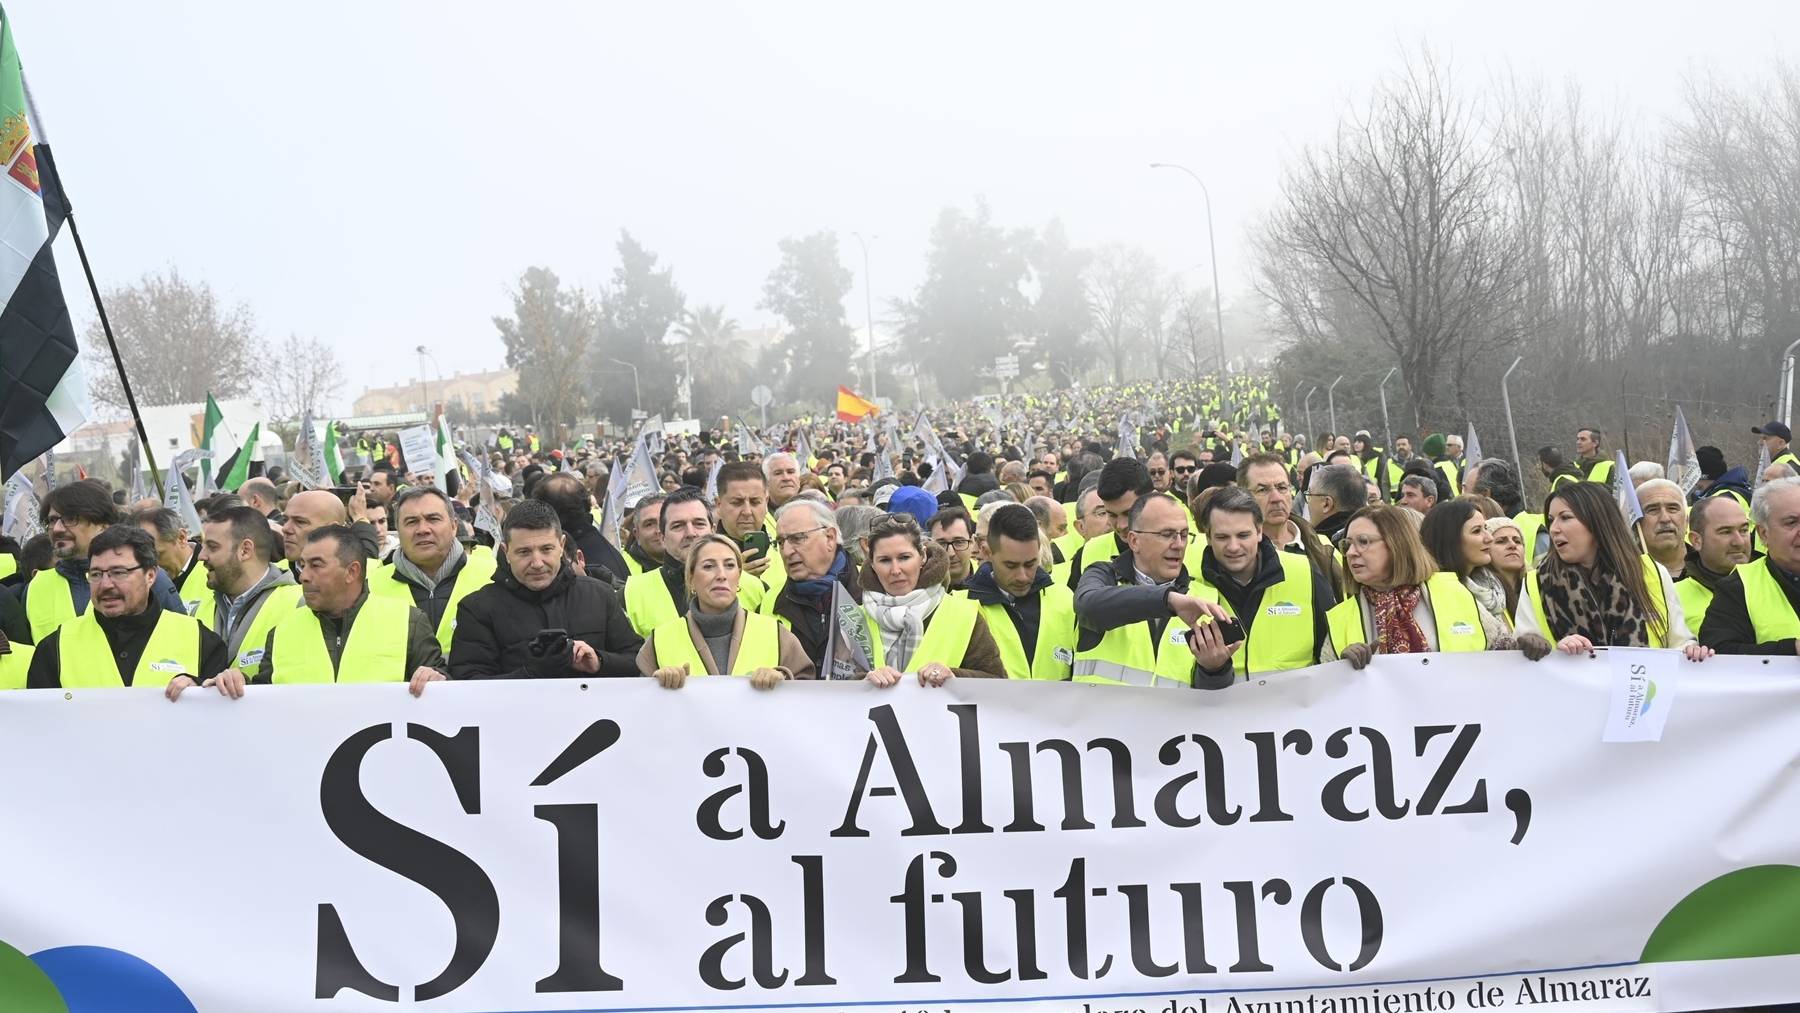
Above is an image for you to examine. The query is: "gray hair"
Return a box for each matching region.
[1399,474,1437,502]
[1310,463,1367,513]
[975,488,1015,508]
[775,497,838,534]
[1628,461,1665,485]
[834,504,883,565]
[1023,495,1060,530]
[1076,487,1101,518]
[1634,478,1684,504]
[762,452,799,480]
[1751,476,1800,527]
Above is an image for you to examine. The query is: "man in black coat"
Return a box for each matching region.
[532,472,629,586]
[450,500,642,679]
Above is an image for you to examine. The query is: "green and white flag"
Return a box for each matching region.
[198,393,224,494]
[0,8,87,481]
[433,408,455,490]
[219,421,259,492]
[321,420,343,485]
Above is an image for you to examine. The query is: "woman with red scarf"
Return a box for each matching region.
[1323,505,1543,669]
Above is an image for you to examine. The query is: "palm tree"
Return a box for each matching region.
[675,304,750,418]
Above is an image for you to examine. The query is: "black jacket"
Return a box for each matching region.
[956,472,1000,497]
[28,606,231,689]
[768,551,862,674]
[1197,539,1334,676]
[1697,562,1800,656]
[1072,544,1232,690]
[1313,510,1353,544]
[450,559,642,678]
[567,519,629,588]
[963,563,1049,662]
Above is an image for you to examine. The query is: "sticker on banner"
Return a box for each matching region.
[1604,646,1676,742]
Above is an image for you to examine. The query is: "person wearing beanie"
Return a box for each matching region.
[1690,446,1751,508]
[1423,433,1461,497]
[888,486,940,531]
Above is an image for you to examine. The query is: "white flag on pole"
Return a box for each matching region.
[163,448,210,537]
[1615,450,1643,527]
[1666,406,1701,495]
[1464,422,1484,474]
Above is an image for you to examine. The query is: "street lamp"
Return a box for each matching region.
[1150,162,1227,375]
[606,357,642,414]
[851,231,878,400]
[414,345,441,415]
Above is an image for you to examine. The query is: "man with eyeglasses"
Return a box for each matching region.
[1073,493,1235,689]
[767,498,861,673]
[1146,451,1174,494]
[1064,457,1203,590]
[1303,463,1367,544]
[928,508,977,591]
[623,487,765,637]
[26,481,188,643]
[27,525,230,694]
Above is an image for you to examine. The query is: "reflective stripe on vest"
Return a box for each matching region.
[651,611,781,675]
[1522,556,1671,646]
[57,610,202,689]
[367,546,498,652]
[0,642,31,689]
[26,568,79,643]
[1326,572,1488,657]
[270,596,413,683]
[1191,552,1317,674]
[1738,557,1800,643]
[1072,613,1194,688]
[979,585,1077,681]
[865,594,981,671]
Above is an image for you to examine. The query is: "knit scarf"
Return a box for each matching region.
[1538,563,1652,647]
[863,584,946,672]
[1365,585,1429,655]
[391,539,465,595]
[791,549,849,604]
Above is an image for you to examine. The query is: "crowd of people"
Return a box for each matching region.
[4,371,1800,699]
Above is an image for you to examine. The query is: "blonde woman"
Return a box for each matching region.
[638,534,815,688]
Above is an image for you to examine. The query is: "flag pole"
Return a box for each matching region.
[25,86,163,499]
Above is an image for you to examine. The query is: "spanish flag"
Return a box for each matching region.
[836,385,878,423]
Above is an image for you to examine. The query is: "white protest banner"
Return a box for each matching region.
[1,655,1798,1011]
[397,424,438,476]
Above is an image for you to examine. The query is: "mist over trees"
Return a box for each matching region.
[1258,52,1800,463]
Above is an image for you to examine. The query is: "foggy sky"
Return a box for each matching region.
[17,0,1797,412]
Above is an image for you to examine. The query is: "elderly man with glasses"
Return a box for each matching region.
[766,499,863,674]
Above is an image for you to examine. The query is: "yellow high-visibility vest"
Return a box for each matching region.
[269,596,414,684]
[651,611,781,675]
[1326,572,1487,657]
[56,609,202,689]
[979,585,1077,680]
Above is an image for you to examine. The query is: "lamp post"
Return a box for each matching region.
[1327,375,1345,436]
[414,345,441,415]
[1150,162,1227,374]
[852,231,878,400]
[606,357,641,414]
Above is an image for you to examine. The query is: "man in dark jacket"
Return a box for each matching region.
[955,451,1000,498]
[533,472,629,584]
[1303,462,1365,545]
[768,498,862,674]
[1072,493,1235,690]
[451,500,642,678]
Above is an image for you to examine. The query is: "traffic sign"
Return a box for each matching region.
[750,385,773,407]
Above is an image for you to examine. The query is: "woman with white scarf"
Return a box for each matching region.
[1419,499,1514,632]
[861,514,1004,686]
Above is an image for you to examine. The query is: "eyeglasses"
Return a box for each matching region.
[1173,465,1197,475]
[934,537,973,552]
[774,526,829,550]
[86,565,145,584]
[1304,490,1329,500]
[1132,528,1193,544]
[1252,483,1294,497]
[1342,536,1386,553]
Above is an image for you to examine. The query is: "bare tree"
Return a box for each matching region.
[1257,50,1525,420]
[263,335,345,421]
[1086,243,1160,384]
[85,268,264,410]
